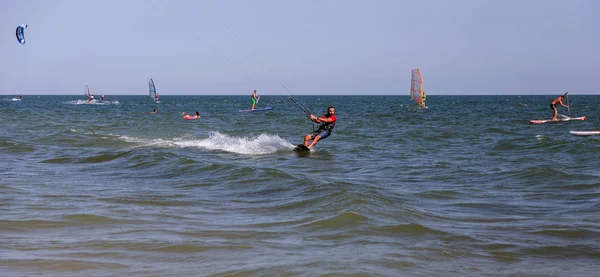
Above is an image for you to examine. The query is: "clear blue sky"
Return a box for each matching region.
[1,0,598,95]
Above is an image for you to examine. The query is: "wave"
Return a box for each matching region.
[67,100,120,105]
[114,131,295,155]
[98,196,195,207]
[527,228,600,238]
[300,211,370,230]
[42,150,135,164]
[0,258,127,273]
[0,139,35,153]
[371,223,449,236]
[0,219,78,231]
[62,214,123,224]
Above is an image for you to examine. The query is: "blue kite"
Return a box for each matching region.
[16,24,27,44]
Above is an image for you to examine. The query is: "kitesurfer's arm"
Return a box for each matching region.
[312,115,333,123]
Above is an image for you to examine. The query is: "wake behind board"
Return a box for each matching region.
[529,116,586,124]
[570,130,600,137]
[293,144,310,152]
[239,107,273,113]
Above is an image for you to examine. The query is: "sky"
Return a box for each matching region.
[1,0,599,95]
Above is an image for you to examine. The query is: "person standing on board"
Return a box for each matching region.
[100,94,105,102]
[550,92,569,121]
[18,94,22,100]
[88,93,94,103]
[303,106,337,150]
[251,90,259,110]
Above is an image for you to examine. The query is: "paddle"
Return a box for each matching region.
[565,91,571,117]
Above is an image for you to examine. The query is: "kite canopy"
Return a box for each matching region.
[16,24,27,44]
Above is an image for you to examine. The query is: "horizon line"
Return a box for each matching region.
[3,94,599,96]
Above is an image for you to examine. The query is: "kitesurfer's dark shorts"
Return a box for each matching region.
[550,104,556,111]
[310,131,330,140]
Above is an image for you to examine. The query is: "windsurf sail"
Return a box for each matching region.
[149,78,157,102]
[410,69,426,108]
[84,85,90,97]
[16,24,27,45]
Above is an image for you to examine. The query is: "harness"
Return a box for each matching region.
[317,114,336,133]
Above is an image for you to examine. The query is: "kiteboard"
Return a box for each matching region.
[293,144,310,152]
[529,116,586,124]
[570,130,600,137]
[239,107,273,113]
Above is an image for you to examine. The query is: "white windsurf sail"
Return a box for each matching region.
[149,78,157,102]
[410,69,426,108]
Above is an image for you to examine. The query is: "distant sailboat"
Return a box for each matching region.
[410,69,426,108]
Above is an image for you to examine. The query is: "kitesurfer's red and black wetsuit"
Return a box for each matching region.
[309,114,337,140]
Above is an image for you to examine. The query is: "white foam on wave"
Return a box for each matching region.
[116,135,176,148]
[114,132,295,155]
[68,100,120,105]
[176,132,295,155]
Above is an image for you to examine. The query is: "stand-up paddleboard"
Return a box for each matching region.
[293,144,310,152]
[570,130,600,137]
[529,116,586,124]
[239,107,273,113]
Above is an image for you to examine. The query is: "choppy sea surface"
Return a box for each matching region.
[1,95,599,276]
